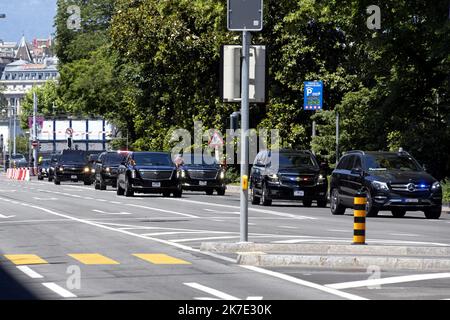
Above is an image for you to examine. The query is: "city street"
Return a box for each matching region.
[0,175,449,300]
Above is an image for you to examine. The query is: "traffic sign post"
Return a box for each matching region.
[227,0,263,243]
[304,81,323,151]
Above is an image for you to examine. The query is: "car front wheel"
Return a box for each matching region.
[116,181,125,196]
[365,191,379,217]
[261,183,272,206]
[391,209,406,218]
[424,207,441,220]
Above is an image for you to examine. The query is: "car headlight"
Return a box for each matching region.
[318,174,326,184]
[180,170,186,178]
[431,181,441,191]
[84,167,90,173]
[372,180,389,191]
[219,171,225,179]
[59,167,63,172]
[105,167,111,173]
[268,173,279,183]
[131,170,136,179]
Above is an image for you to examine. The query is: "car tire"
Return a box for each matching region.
[163,191,171,197]
[84,180,91,186]
[205,189,214,195]
[173,189,182,198]
[251,188,261,205]
[124,177,134,197]
[54,178,60,185]
[99,176,107,190]
[116,182,125,196]
[217,188,226,196]
[330,188,345,215]
[391,209,406,218]
[365,191,379,217]
[261,183,272,206]
[48,176,53,182]
[303,199,312,207]
[95,180,100,190]
[424,207,441,220]
[38,176,43,181]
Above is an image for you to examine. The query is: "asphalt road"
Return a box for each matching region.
[0,175,449,300]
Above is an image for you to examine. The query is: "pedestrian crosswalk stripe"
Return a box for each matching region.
[4,254,48,265]
[133,254,191,265]
[68,254,119,265]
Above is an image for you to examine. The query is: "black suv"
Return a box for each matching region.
[250,150,328,207]
[117,152,182,197]
[47,153,61,182]
[178,153,226,195]
[330,150,442,219]
[54,150,89,185]
[95,151,128,190]
[37,158,52,180]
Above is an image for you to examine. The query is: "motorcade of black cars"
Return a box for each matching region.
[54,150,89,185]
[178,153,226,195]
[117,151,182,197]
[37,158,52,180]
[330,150,442,219]
[95,151,129,190]
[250,149,329,207]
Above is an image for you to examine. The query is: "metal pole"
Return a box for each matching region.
[312,120,316,138]
[13,103,16,155]
[336,111,339,165]
[33,92,38,174]
[240,31,251,242]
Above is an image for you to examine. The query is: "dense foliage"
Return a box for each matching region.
[21,0,449,179]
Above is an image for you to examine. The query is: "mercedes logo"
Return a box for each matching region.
[407,183,415,192]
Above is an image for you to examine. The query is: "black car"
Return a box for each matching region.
[178,153,226,195]
[54,150,90,185]
[250,150,329,207]
[330,150,443,219]
[37,158,52,180]
[84,153,100,185]
[95,151,129,190]
[47,153,61,182]
[117,151,182,197]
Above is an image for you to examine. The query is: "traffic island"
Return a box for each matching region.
[200,242,450,271]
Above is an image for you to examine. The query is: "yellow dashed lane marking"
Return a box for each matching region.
[68,254,119,265]
[133,254,191,265]
[4,254,48,265]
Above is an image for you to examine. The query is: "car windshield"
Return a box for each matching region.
[277,153,317,168]
[60,152,86,163]
[365,154,422,172]
[11,155,25,160]
[104,153,126,165]
[181,154,218,166]
[133,153,172,166]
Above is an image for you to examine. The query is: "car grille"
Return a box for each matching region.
[390,183,430,192]
[139,170,173,180]
[280,174,316,187]
[63,167,83,173]
[188,170,218,180]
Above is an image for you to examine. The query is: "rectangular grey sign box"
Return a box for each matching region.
[227,0,263,31]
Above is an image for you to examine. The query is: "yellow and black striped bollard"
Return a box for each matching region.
[353,191,367,245]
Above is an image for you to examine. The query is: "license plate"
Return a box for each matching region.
[405,198,419,203]
[71,175,77,179]
[152,182,161,187]
[199,181,207,186]
[294,190,304,197]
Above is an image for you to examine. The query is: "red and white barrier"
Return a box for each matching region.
[6,168,30,181]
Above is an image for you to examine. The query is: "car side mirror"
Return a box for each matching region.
[351,167,364,176]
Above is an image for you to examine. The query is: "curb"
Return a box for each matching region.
[226,185,240,193]
[237,253,450,271]
[200,242,450,257]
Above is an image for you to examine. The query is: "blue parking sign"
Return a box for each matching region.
[303,81,323,110]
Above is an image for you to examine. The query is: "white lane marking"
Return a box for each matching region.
[84,197,94,200]
[33,197,58,201]
[278,226,298,229]
[172,236,241,243]
[184,283,239,300]
[241,265,368,300]
[92,209,132,215]
[0,214,16,218]
[170,198,317,220]
[42,283,77,298]
[110,201,122,204]
[204,209,240,215]
[171,234,314,243]
[17,266,43,279]
[390,233,419,237]
[96,199,107,202]
[126,203,199,218]
[326,273,450,290]
[142,231,231,236]
[0,196,367,299]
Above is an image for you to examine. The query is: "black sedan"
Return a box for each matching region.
[117,152,182,197]
[178,153,226,195]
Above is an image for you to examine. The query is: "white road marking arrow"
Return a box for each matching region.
[0,214,16,218]
[92,209,132,215]
[184,282,262,300]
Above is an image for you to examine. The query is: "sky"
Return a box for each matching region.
[0,0,57,42]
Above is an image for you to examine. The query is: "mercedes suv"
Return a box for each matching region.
[250,149,329,207]
[330,150,442,219]
[116,152,182,197]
